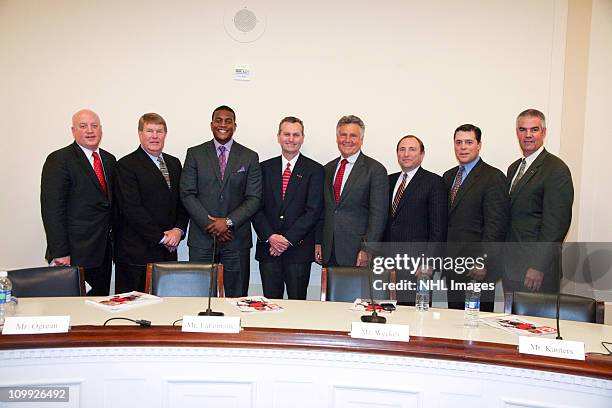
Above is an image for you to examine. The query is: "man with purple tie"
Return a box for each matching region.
[180,106,262,297]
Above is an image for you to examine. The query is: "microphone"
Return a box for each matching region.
[361,254,386,324]
[199,235,224,316]
[555,244,562,340]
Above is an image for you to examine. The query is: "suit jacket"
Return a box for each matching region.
[504,149,573,284]
[113,147,189,265]
[180,139,262,250]
[385,167,447,258]
[40,141,116,268]
[317,152,389,266]
[252,154,324,263]
[443,158,509,276]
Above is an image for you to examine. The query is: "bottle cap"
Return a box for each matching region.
[0,271,6,277]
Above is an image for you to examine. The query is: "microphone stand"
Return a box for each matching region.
[199,235,224,316]
[361,251,386,324]
[555,244,562,340]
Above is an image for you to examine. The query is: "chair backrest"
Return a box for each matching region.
[145,262,224,297]
[8,266,85,297]
[504,291,604,324]
[320,266,396,302]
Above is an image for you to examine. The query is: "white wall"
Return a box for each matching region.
[0,0,575,269]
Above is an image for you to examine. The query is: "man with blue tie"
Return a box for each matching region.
[443,124,508,311]
[180,106,262,297]
[252,117,324,299]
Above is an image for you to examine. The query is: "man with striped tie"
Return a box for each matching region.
[252,117,324,299]
[384,135,447,305]
[443,124,508,311]
[113,113,188,292]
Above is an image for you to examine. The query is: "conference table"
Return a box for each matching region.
[1,297,611,407]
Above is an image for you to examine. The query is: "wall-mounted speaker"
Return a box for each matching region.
[224,3,266,43]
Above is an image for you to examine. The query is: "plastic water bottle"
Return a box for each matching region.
[464,286,481,327]
[0,271,14,327]
[415,274,429,311]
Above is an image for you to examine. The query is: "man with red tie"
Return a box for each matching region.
[252,117,324,299]
[316,115,388,267]
[41,109,116,295]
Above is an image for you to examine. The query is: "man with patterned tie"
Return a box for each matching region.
[252,117,324,299]
[504,109,573,294]
[316,115,388,267]
[384,135,447,305]
[443,124,508,311]
[113,113,189,292]
[180,105,262,297]
[41,109,116,295]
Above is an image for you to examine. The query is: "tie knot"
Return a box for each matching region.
[218,145,226,154]
[341,158,348,166]
[286,162,291,169]
[402,173,408,180]
[157,156,164,164]
[92,151,100,159]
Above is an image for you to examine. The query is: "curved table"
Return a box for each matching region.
[1,297,611,407]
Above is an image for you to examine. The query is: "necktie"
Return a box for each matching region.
[450,165,464,205]
[392,173,408,216]
[92,151,107,193]
[333,159,348,204]
[510,158,526,193]
[281,162,291,199]
[158,156,171,189]
[218,145,227,179]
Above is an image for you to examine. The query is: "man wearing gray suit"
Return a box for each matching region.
[504,109,573,294]
[315,115,388,267]
[180,105,262,296]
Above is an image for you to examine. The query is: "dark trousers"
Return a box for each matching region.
[189,246,250,297]
[259,258,311,300]
[84,240,112,296]
[115,262,146,293]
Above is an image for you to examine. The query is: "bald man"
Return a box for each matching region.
[41,109,116,295]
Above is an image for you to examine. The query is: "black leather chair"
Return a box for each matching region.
[8,266,85,297]
[504,291,604,324]
[320,266,396,302]
[145,262,224,297]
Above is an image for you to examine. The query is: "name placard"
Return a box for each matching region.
[518,336,585,361]
[2,316,70,335]
[350,322,409,342]
[181,315,241,333]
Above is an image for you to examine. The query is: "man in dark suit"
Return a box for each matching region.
[180,105,262,297]
[114,113,189,293]
[504,109,574,294]
[385,135,447,304]
[252,117,324,299]
[315,115,388,267]
[443,124,509,311]
[41,109,116,295]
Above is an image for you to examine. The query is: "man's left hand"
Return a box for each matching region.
[356,250,370,267]
[206,215,229,235]
[163,228,182,247]
[524,268,544,292]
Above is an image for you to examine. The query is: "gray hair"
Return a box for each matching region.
[336,115,365,137]
[516,109,546,128]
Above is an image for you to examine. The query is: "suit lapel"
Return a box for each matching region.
[205,141,223,185]
[270,156,283,204]
[280,155,305,212]
[338,154,364,207]
[449,159,483,213]
[394,167,423,217]
[137,147,171,192]
[510,149,548,203]
[72,142,107,197]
